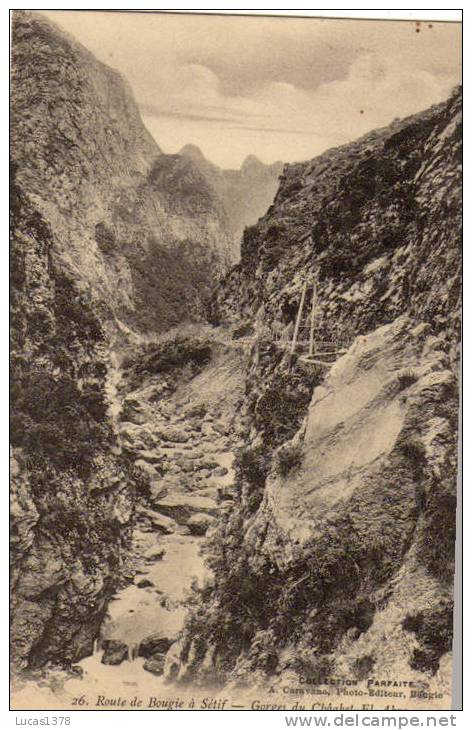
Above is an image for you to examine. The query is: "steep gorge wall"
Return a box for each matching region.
[180,89,461,695]
[10,174,138,670]
[11,11,233,335]
[9,10,232,672]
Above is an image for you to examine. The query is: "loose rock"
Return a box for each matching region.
[136,578,154,588]
[101,640,128,666]
[143,655,166,676]
[139,633,174,658]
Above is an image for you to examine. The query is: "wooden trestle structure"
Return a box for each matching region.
[282,280,349,366]
[234,280,349,368]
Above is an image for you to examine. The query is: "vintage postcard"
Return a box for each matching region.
[10,10,462,712]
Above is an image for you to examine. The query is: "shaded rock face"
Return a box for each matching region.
[179,90,461,692]
[11,11,233,335]
[179,145,283,260]
[10,174,135,671]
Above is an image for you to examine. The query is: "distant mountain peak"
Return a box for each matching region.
[176,144,284,256]
[240,154,283,176]
[241,154,263,172]
[179,144,206,161]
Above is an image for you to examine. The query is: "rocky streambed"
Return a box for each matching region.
[11,342,247,708]
[95,391,238,679]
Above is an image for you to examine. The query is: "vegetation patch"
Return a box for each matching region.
[396,436,426,467]
[233,444,271,514]
[254,369,319,449]
[402,601,453,674]
[275,441,304,477]
[397,369,418,390]
[122,335,212,392]
[417,478,457,583]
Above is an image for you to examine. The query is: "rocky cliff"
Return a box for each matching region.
[11,11,233,335]
[9,9,232,672]
[179,145,283,260]
[178,88,461,699]
[10,169,138,670]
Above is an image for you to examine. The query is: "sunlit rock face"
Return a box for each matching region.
[178,88,461,697]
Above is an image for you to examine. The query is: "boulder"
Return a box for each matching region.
[149,482,168,502]
[143,655,166,676]
[213,466,228,477]
[120,423,153,449]
[143,546,166,562]
[201,423,215,438]
[174,525,192,536]
[218,486,237,502]
[187,512,215,535]
[134,459,158,479]
[158,427,190,444]
[197,485,220,500]
[196,460,219,472]
[138,450,164,464]
[212,422,229,436]
[101,639,128,666]
[184,450,204,460]
[139,633,174,658]
[201,443,220,454]
[175,457,195,471]
[121,400,148,425]
[153,494,219,523]
[68,665,84,678]
[136,578,154,589]
[184,403,207,419]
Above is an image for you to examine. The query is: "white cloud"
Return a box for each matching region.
[43,10,462,167]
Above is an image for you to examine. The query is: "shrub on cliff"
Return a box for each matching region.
[234,444,270,489]
[275,441,304,477]
[254,370,316,448]
[95,221,116,256]
[233,444,271,513]
[122,335,212,391]
[402,600,453,674]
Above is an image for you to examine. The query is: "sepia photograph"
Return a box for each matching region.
[9,9,462,713]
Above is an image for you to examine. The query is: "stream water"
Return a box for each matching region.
[64,532,211,703]
[10,344,247,710]
[11,443,235,710]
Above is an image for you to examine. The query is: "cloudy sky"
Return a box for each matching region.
[43,11,461,169]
